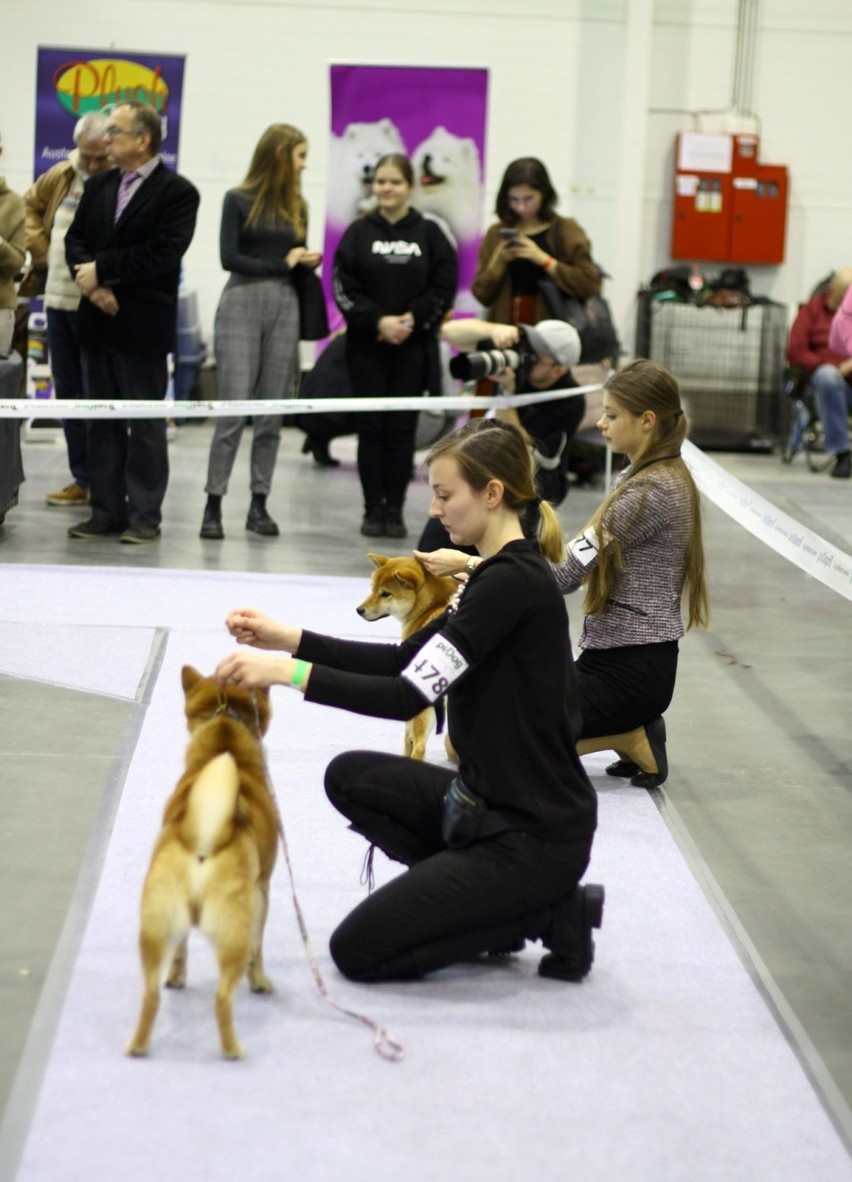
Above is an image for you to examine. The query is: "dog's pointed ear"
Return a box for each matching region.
[368,553,389,568]
[394,572,418,590]
[181,665,202,692]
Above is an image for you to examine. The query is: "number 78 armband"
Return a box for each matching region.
[401,633,469,703]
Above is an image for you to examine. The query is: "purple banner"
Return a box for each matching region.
[34,47,186,179]
[322,64,489,334]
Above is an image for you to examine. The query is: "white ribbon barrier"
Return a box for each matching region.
[0,383,594,420]
[683,439,852,603]
[6,383,849,602]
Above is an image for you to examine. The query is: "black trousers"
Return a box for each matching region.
[82,346,169,528]
[324,750,592,982]
[576,641,679,737]
[346,337,426,512]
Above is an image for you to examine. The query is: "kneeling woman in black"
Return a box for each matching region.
[216,419,602,984]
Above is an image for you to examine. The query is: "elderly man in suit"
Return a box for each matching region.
[65,101,199,543]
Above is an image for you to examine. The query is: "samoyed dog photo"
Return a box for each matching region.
[412,126,482,243]
[327,117,405,227]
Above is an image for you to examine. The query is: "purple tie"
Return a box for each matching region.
[114,171,140,222]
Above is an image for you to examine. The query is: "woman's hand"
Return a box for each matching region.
[224,608,299,652]
[505,233,551,268]
[298,250,323,269]
[216,649,295,690]
[413,548,476,577]
[285,246,308,269]
[377,314,414,345]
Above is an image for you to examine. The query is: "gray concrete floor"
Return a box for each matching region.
[1,419,851,1146]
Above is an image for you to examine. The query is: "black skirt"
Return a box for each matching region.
[576,640,679,737]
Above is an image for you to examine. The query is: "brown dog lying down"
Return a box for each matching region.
[356,553,457,760]
[126,665,278,1060]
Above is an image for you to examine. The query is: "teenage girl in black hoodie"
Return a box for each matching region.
[333,153,458,539]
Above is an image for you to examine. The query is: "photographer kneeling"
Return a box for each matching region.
[418,318,582,552]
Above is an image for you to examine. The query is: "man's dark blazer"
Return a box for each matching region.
[65,162,200,355]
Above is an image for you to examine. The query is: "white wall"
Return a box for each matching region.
[2,0,851,352]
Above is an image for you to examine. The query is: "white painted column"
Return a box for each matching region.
[610,0,654,358]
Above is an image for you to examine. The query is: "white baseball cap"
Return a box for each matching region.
[520,320,581,368]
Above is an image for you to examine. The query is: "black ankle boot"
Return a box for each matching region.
[538,884,605,982]
[384,507,407,539]
[246,494,279,536]
[360,507,385,537]
[301,435,340,468]
[200,495,224,540]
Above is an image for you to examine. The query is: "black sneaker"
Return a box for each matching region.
[360,509,385,537]
[68,517,127,539]
[538,884,605,982]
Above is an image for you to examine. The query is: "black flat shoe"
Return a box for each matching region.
[538,884,605,982]
[631,716,668,789]
[301,435,340,468]
[606,759,641,778]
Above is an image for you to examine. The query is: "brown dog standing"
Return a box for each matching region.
[126,665,278,1060]
[356,553,457,760]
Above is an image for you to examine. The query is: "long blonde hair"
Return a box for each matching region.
[583,360,709,629]
[427,419,565,563]
[239,123,306,237]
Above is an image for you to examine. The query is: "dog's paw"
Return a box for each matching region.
[221,1041,246,1060]
[125,1039,149,1057]
[248,970,274,994]
[165,968,187,989]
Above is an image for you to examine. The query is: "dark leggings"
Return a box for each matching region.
[324,750,592,982]
[346,337,426,512]
[576,641,679,738]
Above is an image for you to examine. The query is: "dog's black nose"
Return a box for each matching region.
[356,607,366,617]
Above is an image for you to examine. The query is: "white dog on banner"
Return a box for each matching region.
[327,118,406,227]
[412,126,482,243]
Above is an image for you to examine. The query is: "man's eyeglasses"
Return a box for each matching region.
[104,125,141,140]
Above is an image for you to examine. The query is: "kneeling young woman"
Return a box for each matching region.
[216,419,602,984]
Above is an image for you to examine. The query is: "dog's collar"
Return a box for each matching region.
[215,688,261,735]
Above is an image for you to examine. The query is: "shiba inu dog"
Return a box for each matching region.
[126,666,278,1060]
[357,553,457,760]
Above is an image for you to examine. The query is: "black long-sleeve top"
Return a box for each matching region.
[300,540,596,842]
[219,188,303,278]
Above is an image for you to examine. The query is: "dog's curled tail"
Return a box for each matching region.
[180,752,240,858]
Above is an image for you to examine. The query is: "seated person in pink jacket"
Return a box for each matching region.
[787,268,852,480]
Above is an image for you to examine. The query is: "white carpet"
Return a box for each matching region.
[2,565,850,1182]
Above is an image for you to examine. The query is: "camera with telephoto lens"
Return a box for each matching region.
[448,334,536,383]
